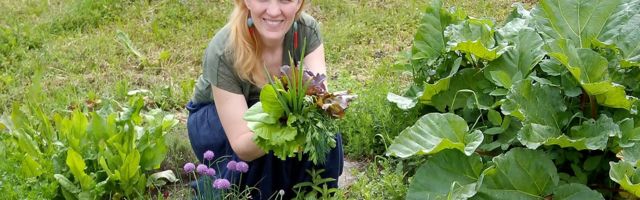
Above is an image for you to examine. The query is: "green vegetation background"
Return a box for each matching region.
[0,0,535,199]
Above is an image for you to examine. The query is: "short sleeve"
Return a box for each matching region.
[299,13,323,56]
[201,34,243,95]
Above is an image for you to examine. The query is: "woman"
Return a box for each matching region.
[186,0,343,199]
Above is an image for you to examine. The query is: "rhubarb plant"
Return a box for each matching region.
[387,0,640,199]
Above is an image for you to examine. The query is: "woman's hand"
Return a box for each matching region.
[212,43,326,162]
[303,44,327,78]
[213,86,266,161]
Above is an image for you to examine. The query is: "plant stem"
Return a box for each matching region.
[589,94,597,119]
[192,172,201,199]
[580,89,586,114]
[475,149,500,157]
[589,184,625,193]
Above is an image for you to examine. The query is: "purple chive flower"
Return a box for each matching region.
[226,160,237,171]
[236,161,249,173]
[213,178,231,189]
[196,164,208,175]
[206,168,216,176]
[203,150,215,161]
[183,163,195,173]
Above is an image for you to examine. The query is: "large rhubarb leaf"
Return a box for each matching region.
[388,85,425,110]
[407,150,483,200]
[532,0,623,48]
[412,0,463,61]
[446,18,501,61]
[504,3,534,23]
[552,184,604,200]
[503,79,570,149]
[386,92,419,110]
[400,68,492,112]
[621,144,640,167]
[618,118,640,148]
[386,113,483,157]
[597,0,640,68]
[510,81,622,151]
[610,161,640,197]
[535,0,640,103]
[485,28,544,88]
[544,115,620,150]
[474,148,558,199]
[550,43,637,110]
[613,9,640,68]
[418,76,451,107]
[430,68,493,112]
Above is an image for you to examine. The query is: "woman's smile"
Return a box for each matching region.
[245,0,302,43]
[262,18,285,29]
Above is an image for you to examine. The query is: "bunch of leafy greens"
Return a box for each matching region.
[387,0,640,199]
[244,45,356,165]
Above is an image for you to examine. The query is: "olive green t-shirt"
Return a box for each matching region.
[191,13,322,105]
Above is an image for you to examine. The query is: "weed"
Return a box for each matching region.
[346,157,408,200]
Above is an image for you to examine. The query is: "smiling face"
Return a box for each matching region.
[244,0,303,43]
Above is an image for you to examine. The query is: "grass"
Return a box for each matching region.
[1,0,535,199]
[346,157,409,200]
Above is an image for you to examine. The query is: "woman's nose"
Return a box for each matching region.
[266,1,282,17]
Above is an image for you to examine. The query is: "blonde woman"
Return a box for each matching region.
[186,0,343,198]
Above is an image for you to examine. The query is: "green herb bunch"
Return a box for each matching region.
[243,45,356,165]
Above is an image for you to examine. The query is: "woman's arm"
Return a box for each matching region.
[213,86,266,161]
[213,44,325,162]
[303,44,327,75]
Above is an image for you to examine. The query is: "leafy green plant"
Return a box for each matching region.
[1,92,178,199]
[116,30,150,69]
[388,0,640,199]
[53,96,179,199]
[0,104,63,199]
[347,157,408,200]
[292,169,342,200]
[244,44,356,164]
[0,77,65,199]
[336,65,426,159]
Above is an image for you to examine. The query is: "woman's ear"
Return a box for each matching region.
[296,0,304,10]
[244,0,251,11]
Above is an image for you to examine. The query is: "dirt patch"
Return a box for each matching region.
[338,158,366,188]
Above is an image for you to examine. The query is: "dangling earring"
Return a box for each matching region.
[247,17,254,27]
[293,21,298,50]
[247,16,255,37]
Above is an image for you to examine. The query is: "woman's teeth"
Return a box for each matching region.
[264,19,283,25]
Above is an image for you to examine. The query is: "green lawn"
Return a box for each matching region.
[0,0,535,199]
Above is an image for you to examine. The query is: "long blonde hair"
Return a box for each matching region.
[228,0,307,85]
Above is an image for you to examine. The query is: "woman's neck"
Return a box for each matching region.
[260,37,284,49]
[257,45,283,87]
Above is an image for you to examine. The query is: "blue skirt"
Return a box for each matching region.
[186,101,343,199]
